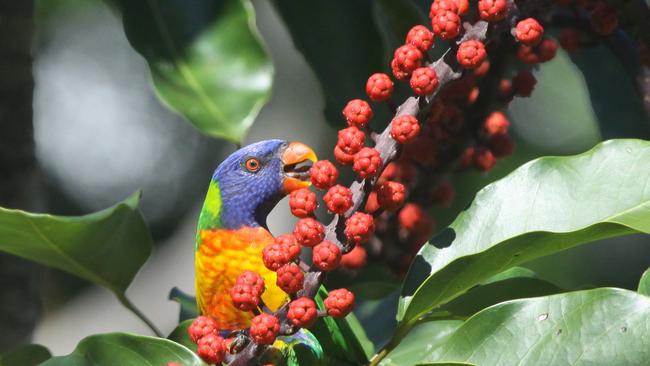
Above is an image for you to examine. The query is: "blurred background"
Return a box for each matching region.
[1,0,648,356]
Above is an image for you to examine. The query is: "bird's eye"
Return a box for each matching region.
[244,158,261,172]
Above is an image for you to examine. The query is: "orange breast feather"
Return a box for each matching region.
[195,226,288,330]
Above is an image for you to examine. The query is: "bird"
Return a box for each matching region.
[194,139,316,330]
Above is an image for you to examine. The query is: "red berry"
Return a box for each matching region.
[366,73,394,102]
[334,145,356,166]
[287,297,318,328]
[274,234,301,261]
[512,70,536,97]
[323,184,353,214]
[409,67,439,96]
[324,288,355,318]
[499,78,513,97]
[342,99,373,128]
[474,148,497,171]
[376,180,406,212]
[516,44,540,64]
[379,161,417,185]
[310,160,339,189]
[391,115,421,144]
[431,181,455,207]
[353,147,383,179]
[196,333,227,364]
[289,188,317,218]
[490,134,515,158]
[230,283,259,311]
[406,25,434,53]
[455,0,470,15]
[468,87,480,105]
[391,58,410,80]
[430,0,459,17]
[344,212,375,245]
[515,18,544,46]
[591,4,618,35]
[460,146,476,169]
[473,59,491,78]
[431,10,461,40]
[262,243,290,271]
[537,38,558,62]
[340,245,367,270]
[364,191,380,213]
[483,111,510,136]
[337,127,365,156]
[235,270,265,296]
[250,313,280,345]
[478,0,508,21]
[312,240,342,271]
[276,263,304,294]
[457,40,487,69]
[398,203,434,237]
[293,217,325,247]
[393,44,424,76]
[559,28,580,52]
[188,316,218,343]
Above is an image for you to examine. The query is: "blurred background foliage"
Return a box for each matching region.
[0,0,648,356]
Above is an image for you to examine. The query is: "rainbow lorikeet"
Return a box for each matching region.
[195,140,316,330]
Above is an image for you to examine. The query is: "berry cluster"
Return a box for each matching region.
[187,0,644,364]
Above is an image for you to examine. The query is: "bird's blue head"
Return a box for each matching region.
[212,139,317,229]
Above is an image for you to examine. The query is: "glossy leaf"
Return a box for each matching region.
[271,0,386,125]
[379,320,462,366]
[0,192,151,295]
[41,333,206,366]
[0,344,51,366]
[111,0,273,143]
[373,0,427,52]
[569,46,650,139]
[508,51,601,154]
[399,139,650,325]
[639,267,650,296]
[0,192,157,333]
[438,267,565,318]
[429,288,650,365]
[167,319,196,352]
[311,287,373,365]
[169,286,199,322]
[275,330,325,366]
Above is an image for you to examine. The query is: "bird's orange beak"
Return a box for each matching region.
[281,141,317,194]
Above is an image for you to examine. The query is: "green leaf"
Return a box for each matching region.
[373,0,428,52]
[568,46,650,139]
[0,192,158,333]
[169,286,199,322]
[311,287,373,365]
[111,0,273,143]
[275,330,325,366]
[638,267,650,296]
[0,344,51,366]
[379,320,462,366]
[167,319,196,352]
[438,268,565,319]
[271,0,386,126]
[40,333,206,366]
[429,288,650,365]
[399,139,650,325]
[508,50,602,154]
[0,192,151,295]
